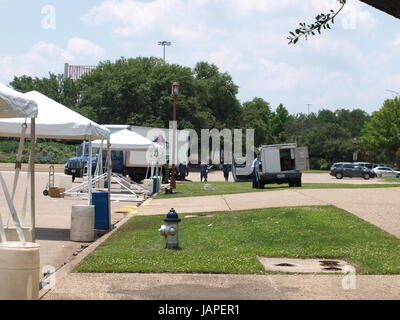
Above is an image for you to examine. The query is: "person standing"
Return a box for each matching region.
[222,163,231,182]
[252,157,259,188]
[200,161,209,182]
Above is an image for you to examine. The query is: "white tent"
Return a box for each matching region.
[0,91,110,140]
[92,129,162,151]
[0,83,37,118]
[0,84,38,244]
[0,90,112,231]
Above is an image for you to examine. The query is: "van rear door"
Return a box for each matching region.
[295,147,309,170]
[261,147,281,173]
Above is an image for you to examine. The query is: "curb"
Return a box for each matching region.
[39,210,136,299]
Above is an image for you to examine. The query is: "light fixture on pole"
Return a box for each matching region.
[170,82,180,189]
[158,41,171,63]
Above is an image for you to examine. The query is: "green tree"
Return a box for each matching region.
[11,73,81,108]
[271,104,291,143]
[193,62,242,129]
[362,98,400,163]
[241,97,273,147]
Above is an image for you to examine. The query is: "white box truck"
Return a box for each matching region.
[255,143,309,188]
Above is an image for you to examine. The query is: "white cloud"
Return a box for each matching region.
[385,33,400,48]
[259,59,315,89]
[0,38,105,83]
[207,46,250,72]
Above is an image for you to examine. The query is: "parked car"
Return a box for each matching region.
[330,163,377,180]
[330,162,352,170]
[372,166,400,178]
[353,162,374,169]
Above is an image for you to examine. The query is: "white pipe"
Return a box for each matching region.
[30,118,36,241]
[107,140,112,230]
[88,137,92,206]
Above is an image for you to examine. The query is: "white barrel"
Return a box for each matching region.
[143,179,153,192]
[0,242,40,300]
[58,174,73,191]
[70,205,95,242]
[4,227,34,242]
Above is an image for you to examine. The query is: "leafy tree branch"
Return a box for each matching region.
[288,0,347,44]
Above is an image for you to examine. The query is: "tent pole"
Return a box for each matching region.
[30,118,36,242]
[88,137,92,206]
[107,140,112,230]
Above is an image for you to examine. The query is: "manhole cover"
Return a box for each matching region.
[258,257,354,274]
[320,260,340,267]
[323,267,342,271]
[275,263,296,267]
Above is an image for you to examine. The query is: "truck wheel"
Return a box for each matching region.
[295,180,302,187]
[363,173,370,180]
[289,182,294,187]
[335,172,343,179]
[43,190,49,196]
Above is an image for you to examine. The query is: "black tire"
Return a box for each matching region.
[43,190,49,196]
[289,182,294,187]
[363,173,370,180]
[72,174,76,182]
[396,174,400,178]
[295,180,302,187]
[335,172,343,179]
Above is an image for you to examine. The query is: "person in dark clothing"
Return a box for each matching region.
[200,162,209,182]
[222,163,231,182]
[178,162,187,180]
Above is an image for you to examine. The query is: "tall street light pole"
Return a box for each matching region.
[170,82,180,189]
[158,41,171,63]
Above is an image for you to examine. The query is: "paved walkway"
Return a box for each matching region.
[0,171,135,271]
[138,187,400,238]
[44,273,400,300]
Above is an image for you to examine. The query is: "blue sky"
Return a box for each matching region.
[1,0,399,115]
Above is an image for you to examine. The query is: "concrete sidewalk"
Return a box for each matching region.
[43,273,400,300]
[138,188,400,238]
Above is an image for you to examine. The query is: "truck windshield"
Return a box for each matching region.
[76,144,88,157]
[76,143,99,157]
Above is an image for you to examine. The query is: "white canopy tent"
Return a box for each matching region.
[0,84,38,244]
[0,90,112,235]
[92,129,162,151]
[0,91,109,140]
[92,129,164,178]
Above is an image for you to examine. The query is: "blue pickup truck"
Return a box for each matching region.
[64,142,154,182]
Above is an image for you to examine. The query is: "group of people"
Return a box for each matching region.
[200,162,232,182]
[162,162,233,183]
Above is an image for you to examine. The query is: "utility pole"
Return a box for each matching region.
[158,41,171,63]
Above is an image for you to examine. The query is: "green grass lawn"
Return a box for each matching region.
[156,181,400,199]
[76,206,400,274]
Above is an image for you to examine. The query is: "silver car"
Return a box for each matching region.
[372,167,400,178]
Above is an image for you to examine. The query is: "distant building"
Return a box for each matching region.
[64,63,96,80]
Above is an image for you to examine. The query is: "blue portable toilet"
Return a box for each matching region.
[92,192,110,230]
